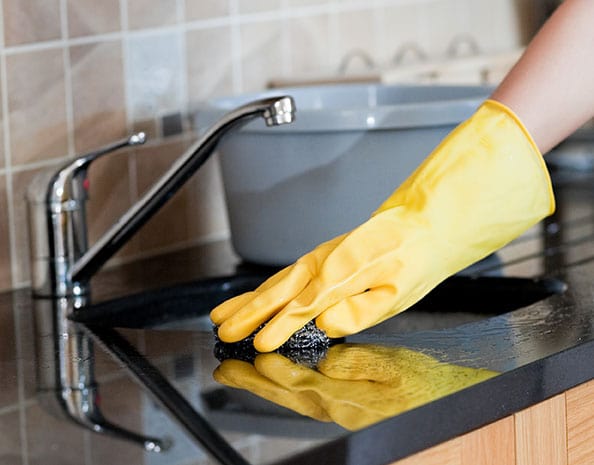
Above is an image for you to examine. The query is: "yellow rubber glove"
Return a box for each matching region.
[213,344,497,430]
[211,99,555,352]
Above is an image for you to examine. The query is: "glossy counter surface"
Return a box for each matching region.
[5,164,594,465]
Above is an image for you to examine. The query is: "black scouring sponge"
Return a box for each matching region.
[213,321,335,367]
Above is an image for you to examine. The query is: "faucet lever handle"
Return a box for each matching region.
[58,132,147,203]
[65,132,146,201]
[72,132,146,172]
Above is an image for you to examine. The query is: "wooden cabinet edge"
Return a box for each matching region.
[389,378,594,465]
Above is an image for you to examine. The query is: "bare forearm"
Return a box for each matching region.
[491,0,594,153]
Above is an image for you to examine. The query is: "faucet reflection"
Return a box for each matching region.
[34,297,171,451]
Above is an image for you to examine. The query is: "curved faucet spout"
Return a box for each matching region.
[27,95,296,298]
[73,96,295,286]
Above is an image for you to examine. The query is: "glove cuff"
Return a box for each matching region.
[373,98,555,217]
[483,98,555,215]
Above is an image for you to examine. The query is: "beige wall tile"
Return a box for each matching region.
[287,14,331,75]
[6,49,68,166]
[86,149,139,261]
[134,140,192,252]
[240,21,284,92]
[127,0,178,30]
[0,177,11,290]
[11,168,45,286]
[186,152,229,240]
[70,41,127,154]
[288,0,327,6]
[185,0,230,20]
[186,26,234,103]
[380,4,425,66]
[465,0,524,52]
[0,410,22,464]
[418,0,469,57]
[238,0,282,14]
[66,0,121,38]
[133,137,228,252]
[333,9,376,73]
[3,0,61,46]
[126,32,185,122]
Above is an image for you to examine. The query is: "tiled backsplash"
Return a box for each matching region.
[0,0,530,291]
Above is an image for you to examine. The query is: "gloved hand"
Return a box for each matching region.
[211,99,555,352]
[213,344,497,430]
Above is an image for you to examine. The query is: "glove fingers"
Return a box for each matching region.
[216,262,314,343]
[255,354,394,430]
[255,353,340,391]
[213,359,332,422]
[253,296,326,352]
[213,235,346,344]
[210,291,258,325]
[316,285,399,338]
[210,263,297,325]
[212,359,259,388]
[252,269,379,352]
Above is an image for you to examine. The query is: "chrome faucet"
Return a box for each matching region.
[27,96,295,298]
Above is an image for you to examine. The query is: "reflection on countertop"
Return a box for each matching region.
[5,165,594,464]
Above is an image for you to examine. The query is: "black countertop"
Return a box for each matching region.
[5,161,594,465]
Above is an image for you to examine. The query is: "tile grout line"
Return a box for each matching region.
[120,0,132,133]
[120,0,141,211]
[60,0,75,159]
[229,0,243,94]
[372,0,385,63]
[177,0,190,127]
[329,0,340,65]
[280,0,291,77]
